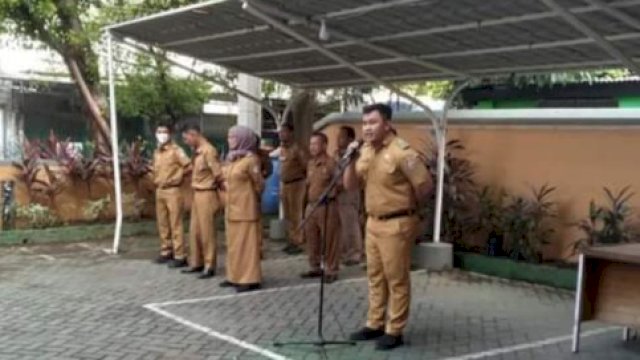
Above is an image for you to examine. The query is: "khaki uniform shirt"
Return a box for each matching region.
[257,148,273,179]
[191,141,222,190]
[335,149,361,206]
[223,154,264,221]
[355,134,430,216]
[280,143,307,183]
[153,142,190,188]
[306,153,337,203]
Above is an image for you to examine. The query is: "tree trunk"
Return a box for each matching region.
[64,56,112,157]
[290,89,316,149]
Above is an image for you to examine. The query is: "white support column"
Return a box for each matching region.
[237,73,262,133]
[432,81,470,243]
[106,32,123,254]
[572,254,586,353]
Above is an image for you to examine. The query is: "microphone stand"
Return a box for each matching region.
[274,152,357,349]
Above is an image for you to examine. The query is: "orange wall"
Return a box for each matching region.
[321,121,640,260]
[0,164,166,225]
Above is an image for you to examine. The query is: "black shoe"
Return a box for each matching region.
[219,280,236,288]
[168,259,188,268]
[375,334,404,351]
[323,274,338,284]
[300,270,322,279]
[288,246,303,255]
[283,244,303,255]
[343,259,360,267]
[198,268,216,279]
[153,254,173,264]
[235,283,261,293]
[181,266,205,274]
[349,327,385,341]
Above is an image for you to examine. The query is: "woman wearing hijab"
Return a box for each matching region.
[220,125,265,293]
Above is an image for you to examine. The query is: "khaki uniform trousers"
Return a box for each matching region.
[337,195,363,263]
[156,187,185,259]
[189,190,220,270]
[282,179,306,246]
[304,202,340,275]
[365,215,419,336]
[225,219,262,284]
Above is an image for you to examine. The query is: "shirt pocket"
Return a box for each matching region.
[380,158,396,174]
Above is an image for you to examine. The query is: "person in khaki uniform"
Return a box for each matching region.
[344,104,431,351]
[181,123,222,279]
[220,125,265,293]
[254,134,273,179]
[300,132,340,284]
[152,123,191,267]
[335,125,364,266]
[278,123,308,254]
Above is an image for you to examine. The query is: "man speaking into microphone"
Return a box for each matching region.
[343,103,432,351]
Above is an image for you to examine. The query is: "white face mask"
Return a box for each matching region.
[156,133,170,144]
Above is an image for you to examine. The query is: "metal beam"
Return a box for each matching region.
[295,57,639,88]
[585,0,640,31]
[162,25,270,47]
[540,0,640,73]
[208,0,640,64]
[241,0,443,133]
[117,38,281,122]
[318,0,430,20]
[254,32,640,77]
[154,0,430,47]
[247,0,466,77]
[104,0,228,31]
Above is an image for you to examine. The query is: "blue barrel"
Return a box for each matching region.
[261,156,280,214]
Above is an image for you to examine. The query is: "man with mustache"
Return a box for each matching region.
[343,104,431,351]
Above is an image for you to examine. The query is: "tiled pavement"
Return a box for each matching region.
[0,235,639,360]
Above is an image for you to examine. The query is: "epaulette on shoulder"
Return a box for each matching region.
[393,137,410,150]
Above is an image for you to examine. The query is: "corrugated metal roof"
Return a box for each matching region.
[106,0,640,88]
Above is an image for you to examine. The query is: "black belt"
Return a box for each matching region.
[368,209,416,221]
[193,187,217,192]
[283,177,305,184]
[309,197,336,205]
[160,185,180,190]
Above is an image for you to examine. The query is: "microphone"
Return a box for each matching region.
[341,139,364,162]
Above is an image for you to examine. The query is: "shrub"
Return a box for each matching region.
[16,204,60,229]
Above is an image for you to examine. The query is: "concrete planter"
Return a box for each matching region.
[412,242,453,271]
[269,218,287,241]
[0,221,157,246]
[453,252,577,290]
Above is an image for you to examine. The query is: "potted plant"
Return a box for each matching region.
[502,184,557,263]
[571,187,635,255]
[423,139,476,247]
[471,186,507,256]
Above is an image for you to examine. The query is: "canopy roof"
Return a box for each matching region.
[107,0,640,88]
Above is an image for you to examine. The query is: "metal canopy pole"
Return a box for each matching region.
[106,31,124,254]
[432,81,470,243]
[540,0,640,74]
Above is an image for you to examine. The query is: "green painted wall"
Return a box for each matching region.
[619,96,640,108]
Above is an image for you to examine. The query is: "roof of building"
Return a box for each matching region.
[106,0,640,89]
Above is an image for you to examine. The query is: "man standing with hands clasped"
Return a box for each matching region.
[181,123,222,279]
[300,132,340,284]
[152,122,191,268]
[343,104,432,351]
